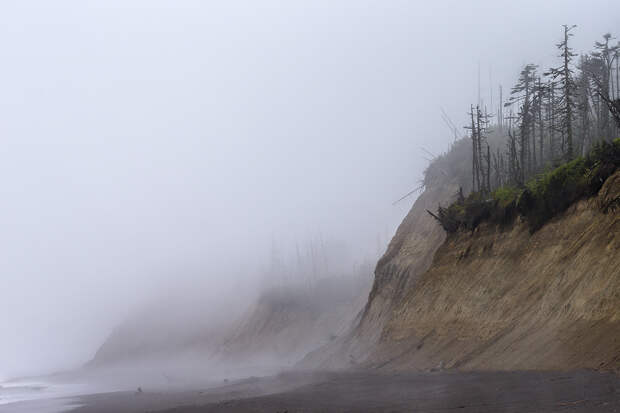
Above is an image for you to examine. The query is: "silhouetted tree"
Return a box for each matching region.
[546,25,577,160]
[506,63,538,182]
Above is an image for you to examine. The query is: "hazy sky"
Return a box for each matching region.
[1,0,619,379]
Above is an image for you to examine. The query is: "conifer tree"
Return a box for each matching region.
[546,25,577,159]
[506,64,538,182]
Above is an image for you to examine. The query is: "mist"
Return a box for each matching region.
[1,0,619,381]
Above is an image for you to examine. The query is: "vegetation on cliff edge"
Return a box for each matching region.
[428,138,620,233]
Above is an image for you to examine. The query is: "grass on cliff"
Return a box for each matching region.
[429,138,620,233]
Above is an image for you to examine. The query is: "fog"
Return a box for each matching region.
[1,0,618,380]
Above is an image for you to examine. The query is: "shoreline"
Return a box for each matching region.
[0,398,83,413]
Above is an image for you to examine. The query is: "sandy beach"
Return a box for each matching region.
[4,369,615,413]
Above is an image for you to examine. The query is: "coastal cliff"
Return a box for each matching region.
[304,142,620,373]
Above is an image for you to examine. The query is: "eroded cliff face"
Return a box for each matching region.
[377,171,620,372]
[346,179,458,361]
[88,274,371,379]
[371,170,620,371]
[305,167,620,373]
[301,153,467,368]
[215,275,371,367]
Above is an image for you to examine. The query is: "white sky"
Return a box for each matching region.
[1,0,619,379]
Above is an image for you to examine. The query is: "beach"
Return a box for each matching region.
[4,369,618,413]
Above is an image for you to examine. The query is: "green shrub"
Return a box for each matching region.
[430,138,620,234]
[428,191,496,233]
[521,157,588,231]
[519,139,620,231]
[490,186,520,226]
[493,186,520,206]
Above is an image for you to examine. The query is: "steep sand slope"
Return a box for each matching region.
[299,187,454,368]
[301,141,472,368]
[306,169,620,372]
[373,170,620,371]
[88,274,370,376]
[216,276,371,366]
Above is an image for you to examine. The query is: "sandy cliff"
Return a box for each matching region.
[301,139,473,368]
[305,167,620,372]
[87,274,371,375]
[216,276,370,366]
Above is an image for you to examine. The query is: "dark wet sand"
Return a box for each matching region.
[67,369,620,413]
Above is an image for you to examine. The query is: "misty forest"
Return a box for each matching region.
[1,2,620,413]
[429,27,620,233]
